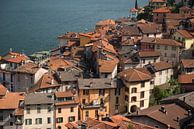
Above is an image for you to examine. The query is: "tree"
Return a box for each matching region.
[188,0,194,8]
[128,124,134,129]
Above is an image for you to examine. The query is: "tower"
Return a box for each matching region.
[135,0,138,9]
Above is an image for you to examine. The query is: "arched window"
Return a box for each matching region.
[131,88,137,93]
[131,96,137,102]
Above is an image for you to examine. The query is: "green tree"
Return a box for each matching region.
[128,124,134,129]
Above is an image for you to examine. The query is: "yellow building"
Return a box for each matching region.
[173,30,194,49]
[119,68,153,113]
[78,78,125,121]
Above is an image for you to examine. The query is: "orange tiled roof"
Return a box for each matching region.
[96,39,117,54]
[2,52,29,64]
[0,84,7,96]
[153,7,171,13]
[141,37,182,47]
[32,72,60,91]
[178,74,194,84]
[0,92,24,109]
[152,61,172,71]
[119,68,152,82]
[139,51,161,58]
[98,59,118,73]
[48,56,73,71]
[96,19,116,26]
[55,91,74,98]
[176,30,193,39]
[181,59,194,68]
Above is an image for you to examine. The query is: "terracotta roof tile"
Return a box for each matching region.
[0,92,24,109]
[48,56,73,71]
[132,104,188,129]
[119,68,152,82]
[152,61,172,71]
[0,84,7,96]
[176,30,193,39]
[138,23,162,34]
[2,52,29,64]
[55,91,74,98]
[141,37,182,46]
[178,74,194,83]
[153,7,171,13]
[139,51,161,58]
[96,19,116,26]
[55,97,79,106]
[98,59,117,73]
[181,59,194,68]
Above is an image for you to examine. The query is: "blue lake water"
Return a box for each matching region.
[0,0,148,55]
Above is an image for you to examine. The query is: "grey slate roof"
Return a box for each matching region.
[25,93,54,105]
[78,78,116,90]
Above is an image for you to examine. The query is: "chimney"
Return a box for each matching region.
[188,109,191,117]
[159,106,167,114]
[51,79,54,85]
[176,116,180,122]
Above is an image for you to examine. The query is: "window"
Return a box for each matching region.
[58,126,61,129]
[83,89,89,95]
[116,97,119,104]
[85,111,89,118]
[37,105,41,113]
[125,87,129,93]
[142,59,145,64]
[125,95,129,102]
[171,54,176,58]
[172,46,176,50]
[10,122,13,126]
[157,45,160,49]
[164,53,167,57]
[115,88,121,96]
[47,117,51,124]
[140,91,145,98]
[95,110,98,118]
[68,116,75,122]
[131,96,137,102]
[70,107,74,112]
[150,81,154,85]
[48,105,52,112]
[58,108,61,113]
[26,107,30,114]
[141,82,145,88]
[165,46,168,50]
[35,118,42,124]
[140,100,144,107]
[159,71,162,75]
[131,88,137,93]
[0,115,3,122]
[56,117,63,123]
[99,89,105,96]
[25,119,32,125]
[82,99,86,104]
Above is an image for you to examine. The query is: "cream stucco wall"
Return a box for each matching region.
[154,69,173,86]
[124,81,151,113]
[23,104,55,129]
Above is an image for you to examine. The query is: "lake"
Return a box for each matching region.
[0,0,148,55]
